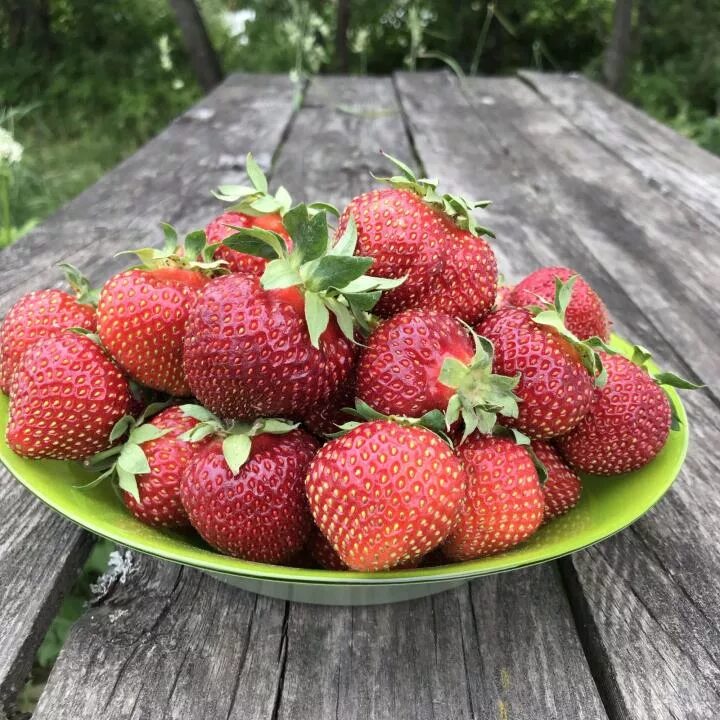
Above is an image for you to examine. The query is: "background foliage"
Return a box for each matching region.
[0,0,718,242]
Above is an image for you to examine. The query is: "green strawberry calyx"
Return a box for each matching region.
[212,152,338,219]
[178,404,298,474]
[58,262,100,306]
[222,203,405,348]
[116,224,227,274]
[629,345,703,430]
[78,401,174,502]
[331,399,454,446]
[372,151,495,238]
[529,275,615,388]
[439,327,521,444]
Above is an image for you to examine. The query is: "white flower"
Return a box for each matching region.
[0,127,23,165]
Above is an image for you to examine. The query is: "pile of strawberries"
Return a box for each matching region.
[0,154,698,572]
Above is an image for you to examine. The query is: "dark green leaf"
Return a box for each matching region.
[306,255,374,292]
[653,372,703,389]
[223,227,285,259]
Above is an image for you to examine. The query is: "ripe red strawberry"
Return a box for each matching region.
[532,441,582,521]
[305,419,467,571]
[476,281,606,439]
[184,203,399,421]
[0,264,97,394]
[207,153,293,275]
[180,424,318,563]
[306,525,348,570]
[97,230,220,396]
[509,266,610,341]
[206,210,290,275]
[337,153,497,323]
[90,405,213,528]
[556,350,700,475]
[356,310,519,439]
[442,434,544,561]
[303,369,357,436]
[7,332,133,460]
[495,282,514,310]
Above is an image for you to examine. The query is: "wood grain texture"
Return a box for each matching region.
[0,73,297,714]
[32,76,606,720]
[0,468,92,711]
[394,71,720,720]
[32,559,288,720]
[0,73,297,313]
[519,71,720,231]
[277,566,607,720]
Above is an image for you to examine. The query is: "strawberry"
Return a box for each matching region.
[97,228,221,396]
[303,369,358,437]
[207,153,293,275]
[6,332,133,460]
[556,348,701,475]
[183,203,400,421]
[495,282,514,310]
[356,310,519,441]
[532,441,582,521]
[306,525,348,570]
[442,434,544,561]
[0,264,97,394]
[476,277,608,439]
[180,419,318,563]
[337,153,497,323]
[508,266,611,341]
[305,419,467,571]
[87,404,213,528]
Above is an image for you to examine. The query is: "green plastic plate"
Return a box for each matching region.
[0,334,689,605]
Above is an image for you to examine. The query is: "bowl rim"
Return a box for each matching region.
[0,334,689,585]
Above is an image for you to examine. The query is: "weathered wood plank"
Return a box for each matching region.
[0,73,297,312]
[0,72,297,714]
[519,71,720,231]
[0,469,92,711]
[394,71,720,720]
[277,566,607,720]
[32,558,288,720]
[34,76,607,720]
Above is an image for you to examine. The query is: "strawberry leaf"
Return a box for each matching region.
[222,434,252,474]
[304,292,330,348]
[254,419,299,435]
[179,404,218,422]
[117,466,141,503]
[117,443,150,476]
[261,258,302,290]
[246,152,268,194]
[305,255,374,292]
[223,227,286,259]
[331,216,358,256]
[128,423,169,446]
[652,372,703,389]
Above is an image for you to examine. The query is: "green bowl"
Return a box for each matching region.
[0,335,689,605]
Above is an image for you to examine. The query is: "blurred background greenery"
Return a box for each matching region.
[0,0,719,250]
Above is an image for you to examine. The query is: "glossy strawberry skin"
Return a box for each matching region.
[97,267,208,396]
[0,290,96,394]
[180,430,319,563]
[303,369,357,437]
[356,310,474,418]
[7,333,133,460]
[509,266,610,341]
[121,406,211,528]
[532,441,582,521]
[206,210,290,275]
[556,354,672,475]
[183,273,355,421]
[442,434,544,561]
[305,420,467,571]
[477,307,594,439]
[338,188,497,323]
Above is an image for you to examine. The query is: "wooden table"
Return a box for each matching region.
[1,72,718,720]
